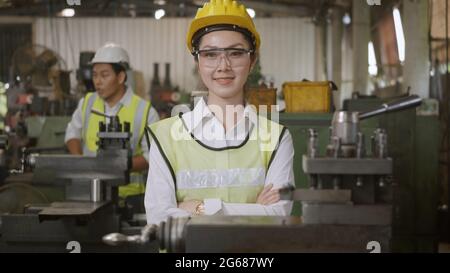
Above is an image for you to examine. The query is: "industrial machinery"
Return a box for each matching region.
[104,215,394,252]
[8,44,73,116]
[0,112,153,252]
[0,135,8,184]
[76,51,95,94]
[5,45,77,172]
[298,95,423,225]
[102,95,422,253]
[150,63,181,119]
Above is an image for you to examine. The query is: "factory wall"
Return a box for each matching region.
[34,17,316,99]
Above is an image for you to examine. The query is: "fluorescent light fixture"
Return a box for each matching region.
[61,8,75,17]
[342,12,351,25]
[393,8,405,62]
[155,9,165,20]
[368,41,378,76]
[246,8,255,18]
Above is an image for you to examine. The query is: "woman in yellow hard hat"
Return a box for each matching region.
[145,0,295,225]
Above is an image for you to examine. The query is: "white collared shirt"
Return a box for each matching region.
[145,98,294,225]
[64,86,159,161]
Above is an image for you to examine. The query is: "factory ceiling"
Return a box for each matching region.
[0,0,352,18]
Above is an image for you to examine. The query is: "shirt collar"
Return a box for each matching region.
[119,85,133,106]
[103,85,133,109]
[183,97,259,133]
[184,97,213,133]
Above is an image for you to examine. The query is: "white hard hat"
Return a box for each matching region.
[91,43,130,69]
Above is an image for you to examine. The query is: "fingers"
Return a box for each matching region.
[197,205,205,215]
[262,192,280,205]
[257,187,280,205]
[256,184,274,204]
[260,190,278,202]
[178,200,202,213]
[265,191,280,205]
[260,184,273,196]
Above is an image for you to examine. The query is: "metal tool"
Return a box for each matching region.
[0,115,143,252]
[100,95,422,253]
[293,95,422,242]
[103,216,390,253]
[330,95,422,155]
[103,224,158,246]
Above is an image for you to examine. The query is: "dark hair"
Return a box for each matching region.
[110,63,127,82]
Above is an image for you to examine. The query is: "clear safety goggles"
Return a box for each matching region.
[195,47,253,68]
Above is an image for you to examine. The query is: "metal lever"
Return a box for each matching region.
[359,95,422,120]
[102,233,143,246]
[91,109,124,132]
[102,224,158,246]
[91,109,112,118]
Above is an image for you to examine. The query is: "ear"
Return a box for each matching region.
[118,71,126,85]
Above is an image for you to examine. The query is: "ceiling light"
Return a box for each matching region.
[368,41,378,76]
[393,8,405,62]
[60,8,75,17]
[342,12,351,25]
[154,0,166,5]
[155,9,165,20]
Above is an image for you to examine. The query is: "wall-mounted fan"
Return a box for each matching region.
[9,44,71,113]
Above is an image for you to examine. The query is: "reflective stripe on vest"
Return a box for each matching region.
[149,115,284,203]
[81,92,151,197]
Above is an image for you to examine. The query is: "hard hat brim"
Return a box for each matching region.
[89,61,130,70]
[187,15,260,53]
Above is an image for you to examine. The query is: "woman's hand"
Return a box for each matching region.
[256,184,280,205]
[178,200,204,215]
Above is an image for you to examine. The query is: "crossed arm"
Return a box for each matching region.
[145,130,295,225]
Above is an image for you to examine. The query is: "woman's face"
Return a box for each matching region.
[197,30,256,101]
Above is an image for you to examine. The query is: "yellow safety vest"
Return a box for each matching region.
[81,92,151,198]
[148,113,286,203]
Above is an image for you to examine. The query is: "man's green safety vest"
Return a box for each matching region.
[81,92,151,198]
[148,113,286,203]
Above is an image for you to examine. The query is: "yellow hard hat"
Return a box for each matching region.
[186,0,260,53]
